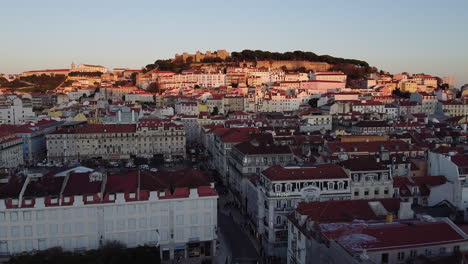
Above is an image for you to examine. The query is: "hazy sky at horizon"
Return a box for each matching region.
[1,0,467,86]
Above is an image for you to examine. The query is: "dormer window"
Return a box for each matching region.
[64,197,71,203]
[129,193,136,199]
[24,199,32,205]
[327,182,335,190]
[51,197,58,204]
[160,191,165,197]
[11,199,19,206]
[382,173,389,180]
[285,184,292,192]
[86,195,94,202]
[275,184,282,193]
[337,182,344,190]
[109,194,116,200]
[353,174,359,182]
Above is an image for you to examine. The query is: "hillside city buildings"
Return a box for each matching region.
[0,50,467,263]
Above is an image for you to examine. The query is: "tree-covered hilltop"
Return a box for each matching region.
[142,50,372,72]
[142,50,377,87]
[229,50,370,68]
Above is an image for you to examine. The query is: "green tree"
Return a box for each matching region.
[392,88,411,99]
[147,82,160,93]
[308,98,319,108]
[130,72,138,85]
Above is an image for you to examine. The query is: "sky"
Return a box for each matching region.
[1,0,467,86]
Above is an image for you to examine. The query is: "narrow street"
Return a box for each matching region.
[214,192,259,264]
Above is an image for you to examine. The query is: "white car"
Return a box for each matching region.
[150,168,158,172]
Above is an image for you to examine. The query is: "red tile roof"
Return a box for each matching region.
[212,127,259,143]
[105,171,138,193]
[321,220,467,253]
[295,198,401,223]
[451,155,468,167]
[326,140,414,154]
[63,173,102,196]
[262,164,348,182]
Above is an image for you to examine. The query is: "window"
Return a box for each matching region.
[375,188,380,195]
[191,200,198,209]
[381,253,389,263]
[275,184,281,192]
[176,201,184,210]
[410,250,417,258]
[104,220,114,232]
[364,189,369,196]
[354,190,359,196]
[49,224,58,235]
[21,225,32,237]
[454,245,460,252]
[425,249,432,256]
[87,207,96,217]
[176,215,184,225]
[23,211,32,221]
[191,214,198,225]
[397,252,405,261]
[63,223,72,234]
[10,212,18,221]
[327,182,334,190]
[139,218,147,228]
[285,184,292,192]
[190,227,198,238]
[276,216,282,225]
[128,219,137,230]
[75,223,84,233]
[337,182,344,190]
[353,174,359,182]
[440,247,446,254]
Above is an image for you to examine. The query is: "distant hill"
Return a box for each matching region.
[142,50,377,87]
[0,75,66,92]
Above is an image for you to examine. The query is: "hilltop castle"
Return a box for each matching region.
[174,50,229,63]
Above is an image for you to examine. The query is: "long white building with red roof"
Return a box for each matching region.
[46,121,186,163]
[0,168,218,261]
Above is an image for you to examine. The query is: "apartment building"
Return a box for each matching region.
[0,120,63,165]
[437,100,468,117]
[46,120,186,163]
[0,168,218,261]
[410,92,437,115]
[310,71,347,83]
[256,164,351,260]
[0,96,35,125]
[340,156,394,200]
[0,131,24,169]
[228,137,293,205]
[287,198,414,264]
[306,218,468,264]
